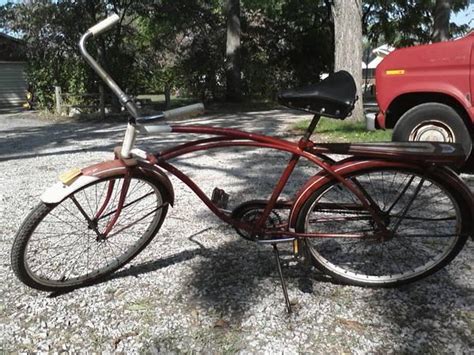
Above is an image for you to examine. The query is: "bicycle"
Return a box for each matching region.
[11,15,474,313]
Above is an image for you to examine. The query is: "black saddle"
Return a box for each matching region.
[278,70,357,119]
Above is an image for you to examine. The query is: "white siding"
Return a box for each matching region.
[0,62,27,109]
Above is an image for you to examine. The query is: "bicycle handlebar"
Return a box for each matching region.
[88,14,120,37]
[81,15,206,127]
[163,103,205,120]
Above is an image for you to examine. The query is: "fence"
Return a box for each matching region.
[54,85,110,119]
[54,86,158,118]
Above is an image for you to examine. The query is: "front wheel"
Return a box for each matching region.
[296,167,469,287]
[11,173,168,291]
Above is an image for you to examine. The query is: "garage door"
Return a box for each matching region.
[0,62,27,109]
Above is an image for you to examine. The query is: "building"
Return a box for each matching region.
[0,32,27,111]
[362,44,395,98]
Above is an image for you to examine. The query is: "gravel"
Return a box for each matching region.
[1,109,473,353]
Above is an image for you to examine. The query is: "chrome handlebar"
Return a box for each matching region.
[80,15,205,159]
[79,14,205,124]
[87,14,120,37]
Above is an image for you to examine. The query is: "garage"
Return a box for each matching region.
[0,61,27,110]
[0,33,27,111]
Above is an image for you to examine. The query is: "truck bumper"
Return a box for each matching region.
[376,111,386,129]
[365,111,387,131]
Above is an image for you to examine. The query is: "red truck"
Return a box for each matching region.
[374,32,474,162]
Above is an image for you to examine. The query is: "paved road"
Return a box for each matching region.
[1,111,472,353]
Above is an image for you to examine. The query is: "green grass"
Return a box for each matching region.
[136,94,195,109]
[293,117,392,142]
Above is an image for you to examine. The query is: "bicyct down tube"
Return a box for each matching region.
[150,124,389,237]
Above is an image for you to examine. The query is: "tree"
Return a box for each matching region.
[363,0,470,47]
[241,0,333,97]
[0,0,140,110]
[331,0,364,121]
[432,0,451,42]
[225,0,242,101]
[0,0,336,108]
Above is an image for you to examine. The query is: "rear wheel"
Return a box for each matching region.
[11,174,168,291]
[296,167,469,287]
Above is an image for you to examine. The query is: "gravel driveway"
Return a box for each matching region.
[1,110,473,353]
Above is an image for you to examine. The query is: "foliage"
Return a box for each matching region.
[0,1,141,109]
[363,0,470,47]
[0,0,471,111]
[241,0,333,98]
[133,0,333,101]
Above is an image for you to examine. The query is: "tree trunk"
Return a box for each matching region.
[332,0,364,121]
[164,83,171,110]
[99,83,105,119]
[225,0,242,102]
[432,0,451,42]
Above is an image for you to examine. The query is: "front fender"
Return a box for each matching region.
[41,175,100,204]
[41,159,175,205]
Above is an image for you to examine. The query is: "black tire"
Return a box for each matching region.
[392,103,472,158]
[11,174,168,292]
[295,167,469,287]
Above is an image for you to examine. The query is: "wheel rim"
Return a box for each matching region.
[409,120,455,143]
[303,169,462,284]
[24,176,165,287]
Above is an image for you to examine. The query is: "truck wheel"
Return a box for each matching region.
[392,103,473,157]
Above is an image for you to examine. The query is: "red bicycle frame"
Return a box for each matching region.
[77,15,467,243]
[132,122,390,240]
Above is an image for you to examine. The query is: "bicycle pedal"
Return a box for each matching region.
[211,187,230,209]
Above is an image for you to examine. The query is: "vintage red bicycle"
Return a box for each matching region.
[11,15,474,312]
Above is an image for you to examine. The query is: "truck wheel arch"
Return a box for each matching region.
[392,102,473,158]
[385,92,472,134]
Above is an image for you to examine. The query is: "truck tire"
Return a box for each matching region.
[392,103,472,158]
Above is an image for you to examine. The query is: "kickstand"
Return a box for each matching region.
[272,243,292,313]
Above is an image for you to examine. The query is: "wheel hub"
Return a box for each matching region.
[409,121,455,143]
[369,212,394,242]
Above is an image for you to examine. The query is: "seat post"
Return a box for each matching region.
[301,114,321,143]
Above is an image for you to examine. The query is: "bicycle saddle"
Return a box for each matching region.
[278,70,357,119]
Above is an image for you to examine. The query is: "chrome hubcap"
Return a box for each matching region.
[409,121,455,143]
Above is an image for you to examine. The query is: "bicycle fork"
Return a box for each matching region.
[94,171,132,239]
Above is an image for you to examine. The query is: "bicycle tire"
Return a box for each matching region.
[295,166,470,287]
[11,173,168,291]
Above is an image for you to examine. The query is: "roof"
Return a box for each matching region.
[0,32,26,61]
[372,44,395,57]
[0,32,24,44]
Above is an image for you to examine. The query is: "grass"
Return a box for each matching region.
[136,94,195,109]
[293,117,392,142]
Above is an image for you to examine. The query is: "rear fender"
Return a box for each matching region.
[287,159,471,230]
[41,159,174,205]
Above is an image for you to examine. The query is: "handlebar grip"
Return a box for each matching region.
[163,103,205,120]
[88,14,120,37]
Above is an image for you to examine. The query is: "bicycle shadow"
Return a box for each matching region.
[44,208,473,352]
[183,235,473,353]
[47,229,337,314]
